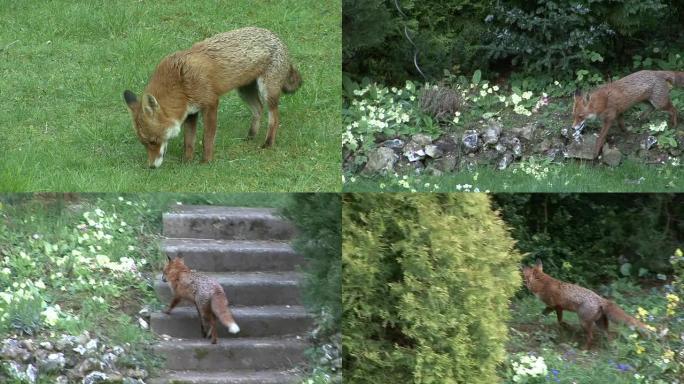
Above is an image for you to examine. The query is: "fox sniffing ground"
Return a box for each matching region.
[572,70,684,158]
[522,259,651,348]
[123,27,302,168]
[162,257,240,344]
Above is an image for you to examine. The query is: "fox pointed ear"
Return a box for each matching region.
[573,89,583,99]
[142,93,159,116]
[535,258,543,270]
[166,254,172,261]
[123,90,138,108]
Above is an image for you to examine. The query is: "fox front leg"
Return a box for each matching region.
[163,297,181,315]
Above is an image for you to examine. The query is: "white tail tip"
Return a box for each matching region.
[228,323,240,334]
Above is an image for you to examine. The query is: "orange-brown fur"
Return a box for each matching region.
[124,27,302,168]
[522,260,649,348]
[162,257,239,344]
[572,70,684,158]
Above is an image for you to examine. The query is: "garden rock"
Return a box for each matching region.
[483,122,502,146]
[410,133,433,146]
[498,153,514,170]
[39,352,67,372]
[126,367,148,379]
[641,135,657,150]
[363,147,398,175]
[435,154,457,173]
[381,138,404,149]
[424,144,442,158]
[434,134,459,154]
[511,123,536,141]
[2,339,30,362]
[83,371,108,384]
[565,134,598,160]
[56,376,69,384]
[601,144,622,167]
[462,130,480,153]
[73,357,101,378]
[39,341,53,351]
[26,364,37,383]
[403,141,426,162]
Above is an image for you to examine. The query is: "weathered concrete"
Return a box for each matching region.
[154,337,308,371]
[154,272,303,307]
[162,239,302,272]
[148,369,302,384]
[163,206,296,240]
[151,306,313,338]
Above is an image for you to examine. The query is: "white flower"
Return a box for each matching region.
[35,280,46,289]
[95,254,110,265]
[522,91,533,100]
[493,85,500,91]
[511,94,522,105]
[42,306,60,326]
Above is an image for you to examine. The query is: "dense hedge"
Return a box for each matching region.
[343,0,684,83]
[282,193,342,332]
[342,193,522,383]
[492,194,684,286]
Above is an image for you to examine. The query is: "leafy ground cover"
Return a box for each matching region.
[500,252,684,384]
[343,59,684,192]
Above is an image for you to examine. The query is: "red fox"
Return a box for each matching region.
[123,27,302,168]
[162,257,240,344]
[522,259,651,348]
[572,70,684,158]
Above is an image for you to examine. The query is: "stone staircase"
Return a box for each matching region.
[149,206,311,384]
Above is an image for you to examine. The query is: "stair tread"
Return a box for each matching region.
[156,335,308,347]
[152,305,311,317]
[165,206,280,216]
[155,271,301,284]
[163,238,293,250]
[150,369,302,384]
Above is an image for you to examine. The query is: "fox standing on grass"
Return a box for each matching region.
[123,27,302,168]
[572,70,684,158]
[162,256,240,344]
[522,259,652,349]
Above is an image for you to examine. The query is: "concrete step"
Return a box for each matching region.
[148,370,302,384]
[154,337,308,371]
[163,206,296,241]
[162,239,302,272]
[150,306,313,338]
[155,272,302,307]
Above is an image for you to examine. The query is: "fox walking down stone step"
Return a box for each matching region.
[150,206,311,384]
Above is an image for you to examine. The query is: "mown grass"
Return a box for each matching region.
[0,0,341,192]
[503,280,669,383]
[344,158,684,192]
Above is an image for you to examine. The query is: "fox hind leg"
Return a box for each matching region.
[238,81,263,140]
[194,303,207,337]
[256,75,282,148]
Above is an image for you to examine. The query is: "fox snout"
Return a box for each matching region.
[572,120,586,132]
[147,142,166,169]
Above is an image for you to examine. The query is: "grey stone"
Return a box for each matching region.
[25,364,37,384]
[641,135,657,150]
[483,122,502,146]
[73,357,100,378]
[498,153,514,170]
[403,141,426,162]
[424,144,443,158]
[126,368,148,379]
[56,376,69,384]
[435,154,457,173]
[565,135,598,160]
[601,144,622,167]
[39,341,53,351]
[511,123,536,141]
[1,339,30,361]
[362,147,398,175]
[462,130,480,153]
[410,133,433,146]
[39,352,66,372]
[380,138,405,149]
[433,134,459,154]
[83,371,108,384]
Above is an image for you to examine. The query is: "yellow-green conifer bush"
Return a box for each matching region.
[342,193,522,383]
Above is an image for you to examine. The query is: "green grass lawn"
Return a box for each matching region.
[344,158,684,192]
[0,0,341,192]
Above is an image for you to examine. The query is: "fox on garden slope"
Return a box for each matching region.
[522,259,651,348]
[123,27,302,168]
[572,70,684,158]
[162,256,240,344]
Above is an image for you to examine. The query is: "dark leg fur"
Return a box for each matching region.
[183,113,198,162]
[238,81,264,140]
[164,297,181,315]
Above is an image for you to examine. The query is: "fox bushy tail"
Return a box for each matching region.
[210,293,240,334]
[282,65,302,94]
[602,301,650,332]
